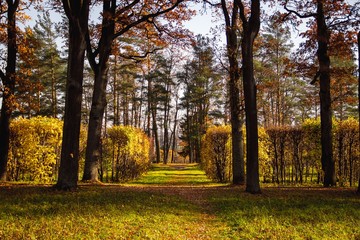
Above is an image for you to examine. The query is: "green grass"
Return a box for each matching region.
[128,163,223,186]
[0,164,359,239]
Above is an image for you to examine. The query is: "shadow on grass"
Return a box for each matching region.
[0,184,224,239]
[206,186,360,239]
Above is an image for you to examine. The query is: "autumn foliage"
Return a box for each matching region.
[8,117,62,182]
[105,125,151,182]
[201,119,359,186]
[201,125,232,182]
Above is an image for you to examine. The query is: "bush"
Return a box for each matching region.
[333,117,359,186]
[201,125,232,182]
[106,125,150,182]
[8,116,63,182]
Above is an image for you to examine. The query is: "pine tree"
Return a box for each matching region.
[178,35,223,163]
[32,11,66,118]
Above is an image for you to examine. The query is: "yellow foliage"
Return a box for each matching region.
[106,125,150,181]
[8,116,63,182]
[201,125,232,182]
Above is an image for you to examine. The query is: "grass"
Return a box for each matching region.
[0,164,359,239]
[128,163,222,186]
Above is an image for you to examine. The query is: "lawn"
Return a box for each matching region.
[0,164,359,239]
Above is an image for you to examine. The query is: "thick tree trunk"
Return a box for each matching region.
[83,0,115,181]
[316,1,336,187]
[240,0,261,194]
[242,37,260,193]
[357,31,360,194]
[229,71,245,184]
[83,69,109,181]
[0,2,18,181]
[221,0,245,185]
[56,0,89,190]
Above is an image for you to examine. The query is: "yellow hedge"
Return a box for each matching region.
[107,125,150,182]
[8,116,63,182]
[201,125,232,182]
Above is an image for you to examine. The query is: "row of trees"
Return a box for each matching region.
[0,1,359,192]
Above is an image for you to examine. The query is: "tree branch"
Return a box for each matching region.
[283,0,317,19]
[119,48,163,62]
[0,69,6,83]
[113,0,185,39]
[310,71,320,85]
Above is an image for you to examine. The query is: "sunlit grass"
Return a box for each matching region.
[127,163,225,187]
[0,185,225,239]
[1,164,359,239]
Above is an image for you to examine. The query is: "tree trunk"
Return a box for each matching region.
[316,1,335,187]
[152,107,161,163]
[171,102,179,163]
[0,1,19,181]
[83,69,109,181]
[357,31,359,194]
[221,0,245,185]
[229,70,245,184]
[240,0,261,194]
[83,0,115,181]
[56,0,89,190]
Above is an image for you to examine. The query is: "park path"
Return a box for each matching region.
[121,163,235,239]
[127,163,229,208]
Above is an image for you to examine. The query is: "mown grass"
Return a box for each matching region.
[0,164,359,239]
[128,163,222,186]
[207,187,360,239]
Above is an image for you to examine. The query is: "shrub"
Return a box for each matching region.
[201,125,232,182]
[106,125,150,182]
[8,116,63,182]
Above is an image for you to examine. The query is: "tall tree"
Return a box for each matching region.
[0,0,20,181]
[55,0,90,190]
[219,0,245,184]
[283,0,359,186]
[238,0,261,193]
[357,31,360,194]
[32,11,66,118]
[83,0,191,181]
[178,35,223,163]
[255,18,295,127]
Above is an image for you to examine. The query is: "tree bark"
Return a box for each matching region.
[238,0,261,193]
[316,0,336,187]
[83,0,115,181]
[221,0,245,185]
[55,0,89,190]
[0,1,19,181]
[357,31,359,194]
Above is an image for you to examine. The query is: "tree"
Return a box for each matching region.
[283,0,359,187]
[219,0,245,185]
[0,0,20,181]
[15,12,66,118]
[145,52,177,164]
[32,11,66,118]
[357,31,360,193]
[83,0,191,181]
[55,0,90,190]
[255,18,295,127]
[238,0,261,193]
[178,35,223,163]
